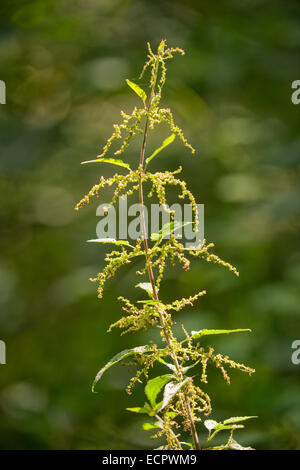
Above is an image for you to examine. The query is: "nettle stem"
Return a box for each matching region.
[138,89,200,451]
[78,40,256,451]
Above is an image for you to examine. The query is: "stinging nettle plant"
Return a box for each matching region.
[75,40,256,450]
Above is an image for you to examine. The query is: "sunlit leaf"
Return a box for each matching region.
[151,220,192,242]
[205,416,257,439]
[158,378,189,411]
[145,374,174,408]
[126,79,147,102]
[136,282,158,297]
[87,238,131,247]
[204,419,219,431]
[126,406,149,414]
[216,424,244,431]
[143,422,162,430]
[146,133,176,165]
[223,416,257,425]
[191,328,251,339]
[81,158,130,169]
[92,346,151,392]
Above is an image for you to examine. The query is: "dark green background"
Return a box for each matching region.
[0,0,300,450]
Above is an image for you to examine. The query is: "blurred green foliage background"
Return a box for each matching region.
[0,0,300,450]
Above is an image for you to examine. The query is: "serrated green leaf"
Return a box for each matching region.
[81,158,130,169]
[145,374,174,408]
[92,346,151,392]
[87,238,131,247]
[151,220,192,242]
[126,406,149,414]
[223,416,257,425]
[216,424,244,431]
[143,422,162,431]
[146,134,176,165]
[191,328,251,339]
[126,79,147,102]
[158,378,189,412]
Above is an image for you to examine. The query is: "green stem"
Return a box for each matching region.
[137,59,200,451]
